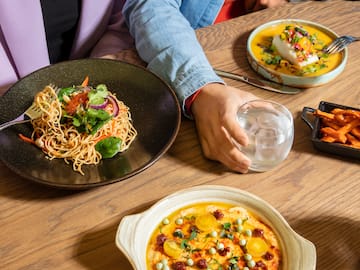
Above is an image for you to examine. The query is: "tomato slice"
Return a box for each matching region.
[163,240,182,258]
[195,214,218,232]
[246,238,268,257]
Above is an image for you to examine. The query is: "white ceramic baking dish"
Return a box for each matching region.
[115,185,316,269]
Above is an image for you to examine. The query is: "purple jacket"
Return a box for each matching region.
[0,0,133,91]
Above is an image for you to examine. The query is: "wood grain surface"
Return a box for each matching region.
[1,1,359,270]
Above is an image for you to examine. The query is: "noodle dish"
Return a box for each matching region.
[22,77,137,175]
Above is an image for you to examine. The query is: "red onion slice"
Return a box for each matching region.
[108,95,119,117]
[89,98,108,109]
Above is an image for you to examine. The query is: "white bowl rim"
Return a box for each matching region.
[246,19,348,87]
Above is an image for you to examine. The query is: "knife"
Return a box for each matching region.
[214,69,302,94]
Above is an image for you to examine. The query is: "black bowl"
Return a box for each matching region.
[301,101,360,160]
[0,59,181,189]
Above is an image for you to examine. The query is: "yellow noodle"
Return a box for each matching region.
[30,85,137,175]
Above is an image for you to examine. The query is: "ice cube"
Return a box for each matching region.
[255,128,277,147]
[257,112,281,128]
[237,113,256,129]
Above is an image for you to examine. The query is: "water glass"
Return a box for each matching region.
[237,100,294,172]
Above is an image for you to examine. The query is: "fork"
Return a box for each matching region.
[0,84,59,131]
[0,102,42,131]
[323,35,360,54]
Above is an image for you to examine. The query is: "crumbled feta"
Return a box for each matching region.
[272,35,319,67]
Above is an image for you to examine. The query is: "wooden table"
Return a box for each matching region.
[1,1,359,269]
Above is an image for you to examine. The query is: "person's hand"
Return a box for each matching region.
[258,0,288,8]
[245,0,288,13]
[191,83,259,173]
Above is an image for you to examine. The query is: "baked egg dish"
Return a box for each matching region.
[146,202,281,270]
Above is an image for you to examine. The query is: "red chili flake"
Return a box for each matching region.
[218,246,231,256]
[255,260,268,269]
[294,43,301,50]
[297,56,305,62]
[252,228,264,237]
[156,234,167,246]
[263,251,274,261]
[233,235,240,244]
[213,209,224,220]
[196,259,208,269]
[172,262,186,270]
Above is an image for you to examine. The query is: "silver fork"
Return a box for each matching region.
[0,84,59,131]
[323,35,360,54]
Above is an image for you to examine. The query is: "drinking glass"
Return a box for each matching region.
[237,100,294,172]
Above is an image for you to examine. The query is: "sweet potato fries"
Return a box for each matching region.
[313,108,360,149]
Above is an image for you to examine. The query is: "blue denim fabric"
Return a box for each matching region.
[123,0,225,117]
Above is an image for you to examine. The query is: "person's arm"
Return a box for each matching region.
[123,0,261,173]
[123,0,224,118]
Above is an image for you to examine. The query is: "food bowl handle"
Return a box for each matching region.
[294,233,317,270]
[115,213,143,268]
[301,107,316,130]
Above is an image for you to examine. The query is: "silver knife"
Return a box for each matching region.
[214,69,302,94]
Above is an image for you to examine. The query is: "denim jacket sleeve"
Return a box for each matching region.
[123,0,225,117]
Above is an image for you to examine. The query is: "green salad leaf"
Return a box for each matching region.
[88,84,109,105]
[72,108,111,134]
[57,87,77,102]
[95,137,122,158]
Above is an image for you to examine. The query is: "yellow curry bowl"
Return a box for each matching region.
[247,19,348,88]
[115,185,316,270]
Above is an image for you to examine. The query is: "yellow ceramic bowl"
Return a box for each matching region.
[247,19,348,88]
[116,185,316,270]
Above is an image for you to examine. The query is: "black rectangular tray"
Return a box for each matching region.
[301,101,360,160]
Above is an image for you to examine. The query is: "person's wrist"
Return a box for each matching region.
[184,89,202,116]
